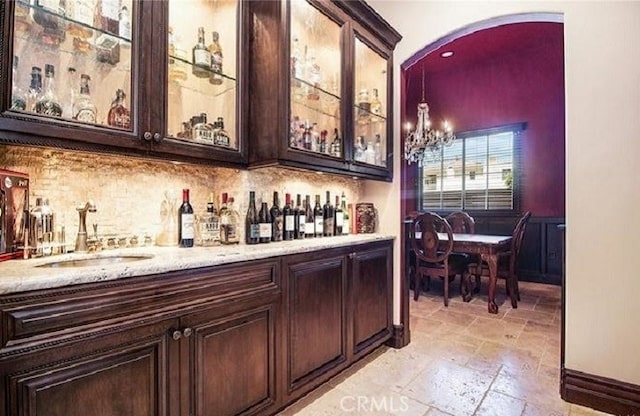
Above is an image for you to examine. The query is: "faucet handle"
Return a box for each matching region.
[92,223,98,239]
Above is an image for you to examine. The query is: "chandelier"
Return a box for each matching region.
[403,68,455,165]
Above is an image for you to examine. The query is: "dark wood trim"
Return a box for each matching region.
[386,324,407,349]
[399,68,411,348]
[561,368,640,414]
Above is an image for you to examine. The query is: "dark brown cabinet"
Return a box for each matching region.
[0,239,393,416]
[247,0,401,181]
[0,0,247,166]
[281,239,393,402]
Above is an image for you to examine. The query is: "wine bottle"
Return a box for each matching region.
[334,195,343,235]
[283,193,295,241]
[258,196,272,243]
[245,191,259,245]
[341,192,350,235]
[179,188,195,247]
[314,195,323,238]
[294,194,305,240]
[323,191,334,237]
[270,191,283,242]
[305,195,314,238]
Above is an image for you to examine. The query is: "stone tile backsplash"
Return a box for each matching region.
[0,145,362,244]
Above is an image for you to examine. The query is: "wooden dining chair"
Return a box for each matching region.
[445,211,481,292]
[472,211,532,308]
[409,212,472,306]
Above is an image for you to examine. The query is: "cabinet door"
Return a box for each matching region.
[284,252,348,394]
[1,318,177,416]
[181,303,278,416]
[350,33,393,180]
[351,242,393,357]
[1,0,144,150]
[150,0,246,165]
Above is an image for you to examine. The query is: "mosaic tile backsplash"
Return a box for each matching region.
[0,145,362,245]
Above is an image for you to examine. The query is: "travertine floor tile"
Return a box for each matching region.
[474,390,526,416]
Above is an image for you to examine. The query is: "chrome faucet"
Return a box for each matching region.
[75,201,97,253]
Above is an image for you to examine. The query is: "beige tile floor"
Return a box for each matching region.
[279,279,611,416]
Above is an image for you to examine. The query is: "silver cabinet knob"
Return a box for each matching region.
[143,131,152,141]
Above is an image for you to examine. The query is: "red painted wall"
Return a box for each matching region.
[403,37,565,217]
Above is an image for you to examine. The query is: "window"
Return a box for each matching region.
[419,123,523,212]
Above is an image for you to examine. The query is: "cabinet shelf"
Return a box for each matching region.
[169,53,236,84]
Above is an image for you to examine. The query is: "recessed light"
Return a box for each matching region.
[440,51,454,58]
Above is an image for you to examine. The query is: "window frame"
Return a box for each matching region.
[417,122,525,217]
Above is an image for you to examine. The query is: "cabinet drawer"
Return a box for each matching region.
[0,259,279,353]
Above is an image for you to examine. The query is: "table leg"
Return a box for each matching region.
[482,253,499,314]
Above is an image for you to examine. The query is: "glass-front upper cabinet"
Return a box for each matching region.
[166,0,238,151]
[353,36,387,168]
[9,0,134,131]
[288,0,342,158]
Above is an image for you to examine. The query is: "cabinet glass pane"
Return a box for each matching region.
[11,0,134,131]
[167,0,238,150]
[353,37,387,167]
[289,0,342,158]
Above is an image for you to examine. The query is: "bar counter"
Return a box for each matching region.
[0,234,394,294]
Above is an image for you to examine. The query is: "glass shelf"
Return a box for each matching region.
[169,54,236,84]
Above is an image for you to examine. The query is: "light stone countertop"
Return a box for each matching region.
[0,234,395,295]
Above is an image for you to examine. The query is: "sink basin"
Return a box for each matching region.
[37,255,154,268]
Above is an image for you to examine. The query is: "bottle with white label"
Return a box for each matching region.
[313,195,323,238]
[258,196,272,243]
[179,188,195,247]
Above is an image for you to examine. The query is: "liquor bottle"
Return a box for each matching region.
[27,66,43,113]
[192,113,214,144]
[258,197,272,244]
[341,192,349,235]
[304,195,314,239]
[358,88,371,120]
[370,88,382,116]
[303,120,312,150]
[291,37,302,85]
[323,191,334,237]
[270,191,283,242]
[353,136,366,162]
[35,64,62,118]
[313,195,323,238]
[97,0,120,36]
[334,195,343,235]
[306,56,320,100]
[364,141,376,165]
[10,56,26,112]
[119,5,131,45]
[73,74,97,123]
[34,0,66,45]
[192,27,211,78]
[222,196,240,244]
[179,188,195,247]
[107,89,131,129]
[330,128,342,157]
[283,193,295,241]
[215,117,231,147]
[198,193,220,246]
[294,194,305,240]
[208,31,223,85]
[62,67,77,119]
[374,134,383,166]
[68,0,95,52]
[168,27,188,82]
[245,191,259,245]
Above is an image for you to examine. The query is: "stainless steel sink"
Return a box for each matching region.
[37,255,154,268]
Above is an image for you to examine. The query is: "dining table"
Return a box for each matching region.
[406,224,513,314]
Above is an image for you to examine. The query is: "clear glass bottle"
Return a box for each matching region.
[214,117,230,147]
[62,67,78,119]
[168,27,188,82]
[306,56,320,101]
[353,136,365,162]
[374,134,383,166]
[191,113,214,144]
[222,197,240,245]
[208,31,223,85]
[198,193,220,246]
[10,56,27,112]
[68,0,95,52]
[330,128,342,158]
[119,5,131,45]
[107,89,131,129]
[370,87,382,117]
[27,66,43,113]
[73,74,97,123]
[357,88,371,120]
[35,64,62,118]
[364,140,376,164]
[192,27,211,78]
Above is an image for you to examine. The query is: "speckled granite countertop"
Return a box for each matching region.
[0,234,394,295]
